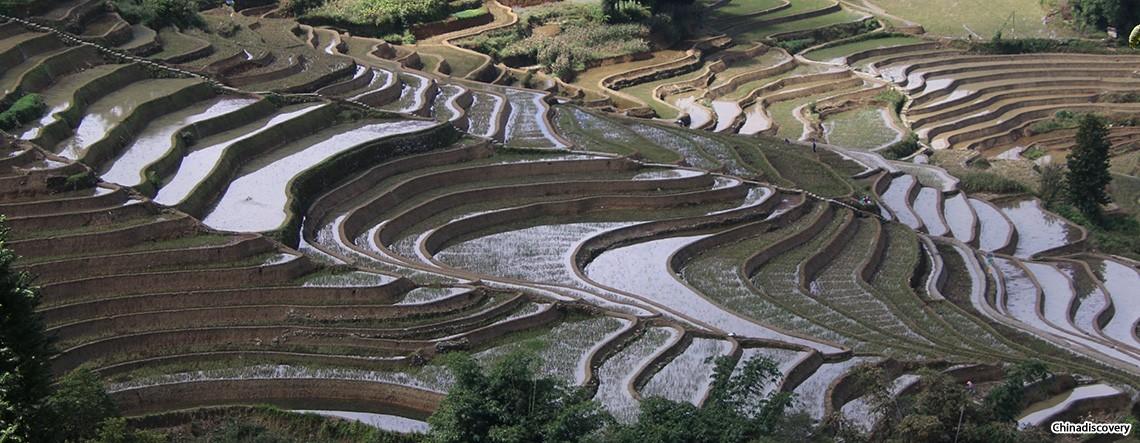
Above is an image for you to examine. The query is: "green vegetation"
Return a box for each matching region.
[111,0,206,29]
[451,6,487,20]
[958,171,1031,194]
[1021,146,1045,160]
[849,361,1055,442]
[875,88,906,117]
[970,34,1132,54]
[803,35,924,62]
[1132,23,1140,47]
[291,0,482,39]
[1069,0,1140,43]
[1067,114,1113,219]
[882,132,920,160]
[0,94,46,132]
[773,18,880,54]
[428,350,803,443]
[427,351,610,442]
[1028,109,1091,134]
[0,218,159,442]
[866,0,1071,38]
[460,4,650,79]
[137,406,418,442]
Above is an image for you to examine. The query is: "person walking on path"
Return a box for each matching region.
[812,141,817,152]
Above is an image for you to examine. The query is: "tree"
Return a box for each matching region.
[1131,24,1140,48]
[427,351,611,443]
[1038,162,1067,208]
[985,360,1050,423]
[39,368,120,442]
[1066,114,1113,219]
[0,217,52,441]
[608,355,794,443]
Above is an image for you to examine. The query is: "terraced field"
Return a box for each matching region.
[2,0,1139,435]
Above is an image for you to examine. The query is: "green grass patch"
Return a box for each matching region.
[0,93,46,132]
[134,405,420,442]
[451,6,487,20]
[881,132,920,160]
[957,171,1031,194]
[1049,201,1140,261]
[802,35,924,62]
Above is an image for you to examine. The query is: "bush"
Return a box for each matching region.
[876,88,906,116]
[301,0,450,36]
[882,132,920,159]
[778,38,817,53]
[451,6,487,20]
[112,0,204,29]
[0,93,45,131]
[958,171,1031,194]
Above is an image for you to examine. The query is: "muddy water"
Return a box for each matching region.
[969,198,1012,252]
[465,91,504,138]
[593,326,679,423]
[586,234,841,352]
[943,193,975,243]
[101,96,259,187]
[54,78,203,160]
[348,69,394,100]
[1086,257,1140,351]
[641,338,732,405]
[292,410,428,433]
[19,64,127,140]
[1017,384,1123,427]
[203,119,437,232]
[673,95,713,130]
[739,103,771,135]
[822,107,902,150]
[880,175,921,229]
[913,187,948,236]
[997,198,1080,258]
[711,100,741,132]
[153,104,325,207]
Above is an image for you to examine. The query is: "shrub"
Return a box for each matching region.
[1021,146,1045,160]
[958,171,1030,194]
[0,93,46,131]
[112,0,204,29]
[778,38,817,54]
[882,132,920,159]
[876,88,906,116]
[302,0,450,36]
[451,6,487,20]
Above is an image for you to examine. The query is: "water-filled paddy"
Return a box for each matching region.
[203,120,437,232]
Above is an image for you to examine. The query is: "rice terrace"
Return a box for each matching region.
[1,0,1140,441]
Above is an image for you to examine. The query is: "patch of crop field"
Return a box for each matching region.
[732,9,867,42]
[708,0,787,23]
[619,69,709,120]
[640,337,732,404]
[475,315,629,385]
[720,64,829,101]
[823,107,903,150]
[594,327,679,422]
[552,106,683,163]
[803,36,926,63]
[415,44,486,78]
[679,205,858,347]
[744,140,854,198]
[865,0,1076,39]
